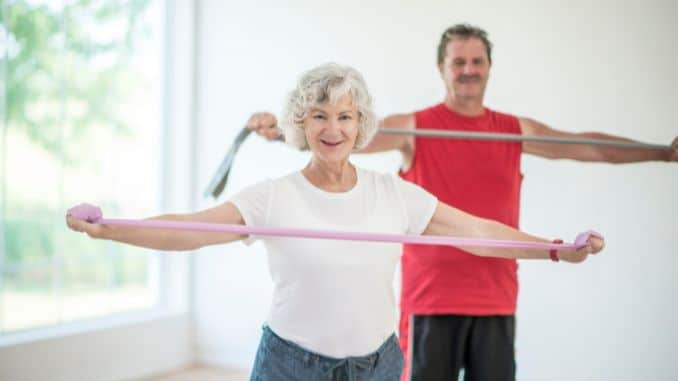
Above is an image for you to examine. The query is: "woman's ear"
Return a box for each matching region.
[298,122,310,151]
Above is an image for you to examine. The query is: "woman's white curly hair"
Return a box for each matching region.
[280,63,377,150]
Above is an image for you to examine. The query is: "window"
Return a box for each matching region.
[0,0,166,334]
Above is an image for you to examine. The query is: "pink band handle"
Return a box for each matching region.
[67,203,602,250]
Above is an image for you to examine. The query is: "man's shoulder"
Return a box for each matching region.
[382,112,416,129]
[485,107,518,120]
[486,107,521,129]
[414,103,444,115]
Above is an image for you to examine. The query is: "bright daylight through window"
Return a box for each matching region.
[0,0,165,334]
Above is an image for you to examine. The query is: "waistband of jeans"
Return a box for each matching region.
[261,325,397,367]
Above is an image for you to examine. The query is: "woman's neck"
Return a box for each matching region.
[302,157,357,192]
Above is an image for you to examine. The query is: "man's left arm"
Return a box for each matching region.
[520,117,677,163]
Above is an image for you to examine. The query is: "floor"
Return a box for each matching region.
[145,366,249,381]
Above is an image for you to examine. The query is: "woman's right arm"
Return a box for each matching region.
[66,202,246,251]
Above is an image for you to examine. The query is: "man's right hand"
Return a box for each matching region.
[246,112,282,141]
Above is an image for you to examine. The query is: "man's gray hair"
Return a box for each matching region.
[281,63,377,150]
[437,23,493,65]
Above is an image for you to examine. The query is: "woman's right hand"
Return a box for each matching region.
[246,112,282,141]
[66,203,106,239]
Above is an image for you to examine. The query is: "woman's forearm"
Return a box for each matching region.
[100,214,245,251]
[425,202,568,260]
[467,219,552,259]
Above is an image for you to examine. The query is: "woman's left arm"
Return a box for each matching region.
[422,202,604,263]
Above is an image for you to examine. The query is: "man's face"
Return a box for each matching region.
[439,37,491,102]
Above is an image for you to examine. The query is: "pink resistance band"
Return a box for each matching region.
[67,204,602,251]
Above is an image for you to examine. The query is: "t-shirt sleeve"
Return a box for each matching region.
[394,176,438,235]
[228,179,273,245]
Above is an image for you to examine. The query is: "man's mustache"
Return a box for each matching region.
[458,75,482,83]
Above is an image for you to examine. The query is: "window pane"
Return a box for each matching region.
[2,261,60,331]
[1,0,165,334]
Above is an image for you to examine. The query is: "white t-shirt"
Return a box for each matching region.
[230,166,437,357]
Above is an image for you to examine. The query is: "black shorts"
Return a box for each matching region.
[408,314,515,381]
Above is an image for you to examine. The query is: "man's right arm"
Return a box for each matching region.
[358,113,415,154]
[358,113,416,171]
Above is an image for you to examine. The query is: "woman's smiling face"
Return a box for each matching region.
[303,94,360,164]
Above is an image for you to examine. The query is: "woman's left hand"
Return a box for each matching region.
[558,232,605,263]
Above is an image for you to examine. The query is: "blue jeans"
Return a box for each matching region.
[250,326,404,381]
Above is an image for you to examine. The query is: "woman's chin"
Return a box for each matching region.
[313,150,351,164]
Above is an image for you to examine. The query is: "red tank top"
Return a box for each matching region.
[400,103,523,316]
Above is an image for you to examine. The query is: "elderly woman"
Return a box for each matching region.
[66,63,603,381]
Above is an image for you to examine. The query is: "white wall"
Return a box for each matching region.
[0,314,191,381]
[193,0,678,379]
